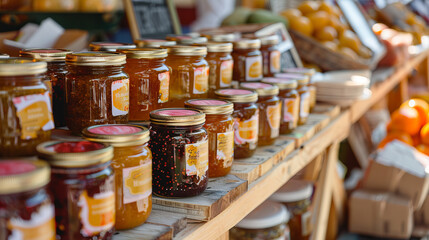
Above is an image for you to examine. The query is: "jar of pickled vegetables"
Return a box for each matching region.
[163,46,209,107]
[65,52,129,135]
[89,42,136,52]
[37,140,115,240]
[117,48,170,122]
[284,68,316,112]
[134,39,176,48]
[262,78,300,134]
[0,160,56,240]
[260,35,281,77]
[240,82,281,146]
[215,89,258,159]
[232,39,263,82]
[185,99,234,177]
[149,108,208,198]
[0,58,54,157]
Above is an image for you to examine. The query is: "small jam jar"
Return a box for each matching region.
[232,39,263,82]
[82,124,152,230]
[284,68,316,112]
[260,35,281,77]
[20,48,73,127]
[270,180,314,240]
[262,78,300,134]
[185,99,234,177]
[134,39,176,48]
[240,82,281,146]
[230,200,290,240]
[215,89,259,159]
[117,48,170,122]
[37,140,116,240]
[149,108,208,198]
[89,42,136,52]
[65,52,129,135]
[0,160,56,240]
[0,58,54,157]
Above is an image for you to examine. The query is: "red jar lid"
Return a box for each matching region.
[82,124,150,147]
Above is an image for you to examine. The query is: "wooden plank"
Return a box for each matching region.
[285,113,332,148]
[146,211,187,236]
[115,222,172,240]
[312,104,341,119]
[215,232,229,240]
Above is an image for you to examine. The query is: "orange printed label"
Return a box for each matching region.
[245,56,262,81]
[266,102,281,138]
[193,67,209,94]
[112,79,129,116]
[123,161,152,204]
[234,111,259,146]
[217,131,234,168]
[79,190,115,237]
[158,72,170,103]
[220,60,233,87]
[185,140,209,178]
[300,92,310,118]
[270,50,281,73]
[283,98,299,128]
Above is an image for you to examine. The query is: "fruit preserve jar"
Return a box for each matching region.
[215,89,258,159]
[65,52,129,135]
[149,108,208,198]
[82,124,152,230]
[0,160,56,240]
[260,35,281,77]
[89,42,136,52]
[240,82,281,146]
[284,68,316,112]
[163,46,209,107]
[185,99,234,177]
[37,140,115,240]
[20,48,73,127]
[0,58,54,157]
[134,39,176,48]
[262,78,300,134]
[117,48,170,122]
[232,39,263,82]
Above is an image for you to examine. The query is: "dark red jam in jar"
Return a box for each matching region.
[149,108,208,198]
[0,160,55,240]
[37,141,115,240]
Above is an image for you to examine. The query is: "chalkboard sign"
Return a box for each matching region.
[124,0,182,40]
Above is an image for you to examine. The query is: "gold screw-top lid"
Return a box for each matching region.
[262,77,297,90]
[275,73,310,85]
[162,45,207,56]
[260,35,280,46]
[37,141,113,168]
[240,82,279,97]
[215,88,258,103]
[134,39,177,48]
[178,37,208,45]
[185,99,234,115]
[194,42,233,53]
[150,108,206,126]
[82,124,150,147]
[117,48,168,59]
[0,160,50,195]
[202,33,237,42]
[66,52,126,66]
[284,67,316,76]
[89,42,136,52]
[0,58,47,76]
[233,39,261,50]
[20,48,72,62]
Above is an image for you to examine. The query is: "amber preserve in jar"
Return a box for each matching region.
[232,39,263,82]
[82,124,152,230]
[65,52,129,134]
[149,108,208,198]
[260,35,281,77]
[0,160,56,240]
[284,68,316,112]
[134,39,176,48]
[185,99,234,177]
[37,140,115,240]
[89,42,136,52]
[117,48,170,122]
[0,58,54,157]
[215,89,259,159]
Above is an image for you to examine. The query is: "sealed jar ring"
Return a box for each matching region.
[185,99,234,177]
[37,140,115,240]
[89,42,136,52]
[232,39,263,82]
[134,39,176,48]
[178,37,208,45]
[0,160,56,240]
[202,33,238,42]
[260,35,281,77]
[284,68,316,112]
[149,108,208,198]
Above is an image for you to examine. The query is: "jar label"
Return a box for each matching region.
[185,140,209,178]
[270,50,281,73]
[245,55,262,81]
[7,204,55,240]
[301,210,313,236]
[193,67,209,94]
[300,92,310,119]
[217,131,234,168]
[234,111,259,146]
[112,79,130,117]
[79,190,115,237]
[13,92,54,140]
[220,60,233,87]
[123,161,152,204]
[267,102,281,138]
[283,98,299,127]
[158,72,170,103]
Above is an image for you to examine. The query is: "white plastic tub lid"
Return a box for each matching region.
[235,201,289,229]
[270,179,314,202]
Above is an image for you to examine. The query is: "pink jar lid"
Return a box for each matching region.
[48,141,105,153]
[188,99,229,106]
[240,82,279,96]
[88,125,142,135]
[150,108,205,126]
[82,124,150,146]
[241,82,274,89]
[0,161,36,176]
[155,109,200,116]
[217,89,254,95]
[185,99,233,115]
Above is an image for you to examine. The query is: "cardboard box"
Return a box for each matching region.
[415,194,429,226]
[349,190,413,239]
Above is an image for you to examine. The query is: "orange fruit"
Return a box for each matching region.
[307,11,330,30]
[417,144,429,155]
[372,23,388,36]
[281,9,302,21]
[377,131,413,149]
[413,134,422,146]
[298,1,320,15]
[322,41,338,51]
[400,98,429,127]
[289,16,313,36]
[420,123,429,145]
[339,47,358,60]
[318,1,336,15]
[389,107,421,135]
[339,30,361,53]
[314,26,338,41]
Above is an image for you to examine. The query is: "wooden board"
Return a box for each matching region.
[115,222,172,240]
[146,211,187,236]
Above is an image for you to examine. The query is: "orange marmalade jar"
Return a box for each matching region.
[232,39,263,82]
[82,124,152,230]
[284,68,316,112]
[260,35,281,77]
[163,46,209,107]
[117,48,170,122]
[89,42,136,52]
[215,89,258,159]
[185,99,234,177]
[134,39,176,48]
[240,82,281,146]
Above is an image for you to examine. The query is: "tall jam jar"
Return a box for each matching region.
[65,52,129,135]
[37,140,116,240]
[232,39,263,83]
[89,42,136,52]
[260,35,281,77]
[134,39,176,48]
[284,68,316,112]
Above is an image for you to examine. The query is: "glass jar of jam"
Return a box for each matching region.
[65,52,129,135]
[215,89,258,159]
[185,99,234,178]
[262,78,300,134]
[89,42,136,52]
[240,82,281,146]
[0,58,54,157]
[284,68,316,112]
[82,124,152,230]
[0,160,56,240]
[163,46,209,108]
[134,39,176,48]
[20,48,73,127]
[149,108,208,198]
[117,48,170,122]
[232,39,263,82]
[37,140,116,240]
[260,35,281,77]
[270,180,314,240]
[230,200,290,240]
